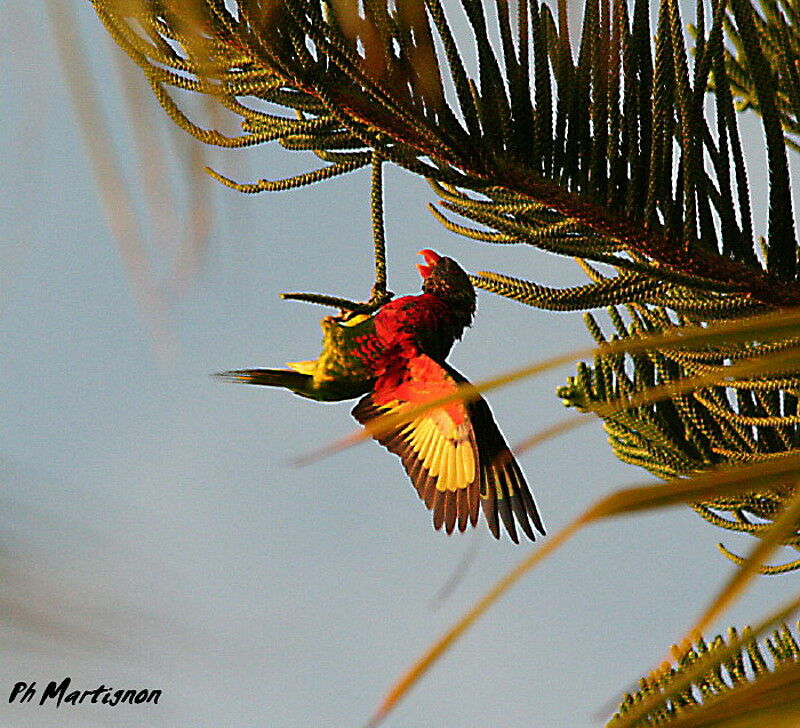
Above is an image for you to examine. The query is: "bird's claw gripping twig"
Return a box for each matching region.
[367,285,394,309]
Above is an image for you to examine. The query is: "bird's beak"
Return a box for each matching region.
[416,248,440,279]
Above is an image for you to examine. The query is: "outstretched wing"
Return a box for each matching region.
[351,354,544,542]
[463,385,545,542]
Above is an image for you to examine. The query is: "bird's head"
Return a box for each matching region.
[417,249,476,321]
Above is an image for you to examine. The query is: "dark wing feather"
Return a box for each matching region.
[451,366,546,542]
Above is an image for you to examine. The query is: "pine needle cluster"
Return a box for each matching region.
[612,622,800,726]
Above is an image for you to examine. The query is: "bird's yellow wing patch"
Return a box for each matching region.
[351,355,482,535]
[351,354,546,542]
[392,406,476,493]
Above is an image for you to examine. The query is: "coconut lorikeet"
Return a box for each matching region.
[220,250,545,543]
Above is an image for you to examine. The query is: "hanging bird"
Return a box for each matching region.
[219,250,545,543]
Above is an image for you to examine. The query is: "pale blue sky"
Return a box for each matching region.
[1,2,797,727]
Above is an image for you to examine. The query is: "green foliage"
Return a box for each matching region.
[611,623,800,726]
[557,301,800,566]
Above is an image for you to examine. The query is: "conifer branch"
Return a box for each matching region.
[611,623,800,725]
[90,0,800,564]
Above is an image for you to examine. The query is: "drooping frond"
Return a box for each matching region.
[424,0,796,307]
[90,0,478,189]
[90,0,798,305]
[610,623,800,726]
